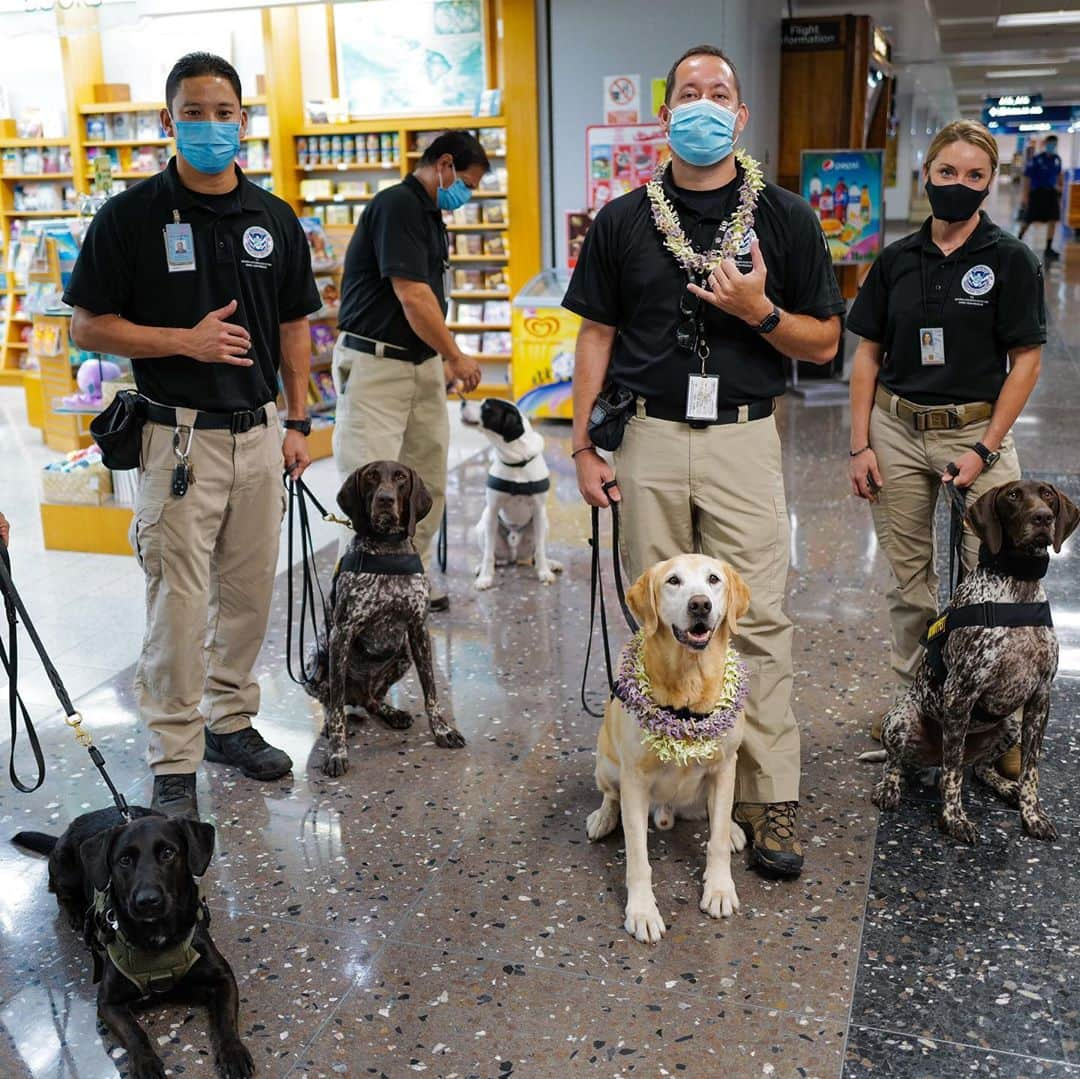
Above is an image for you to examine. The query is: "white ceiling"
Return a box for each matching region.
[792,0,1080,117]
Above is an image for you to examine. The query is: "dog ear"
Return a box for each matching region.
[722,564,751,635]
[337,466,370,537]
[627,566,659,638]
[966,486,1004,555]
[78,828,117,893]
[1051,486,1080,553]
[406,469,433,538]
[173,820,216,878]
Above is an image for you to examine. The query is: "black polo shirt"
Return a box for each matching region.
[337,174,449,363]
[848,213,1046,406]
[63,159,320,413]
[562,164,844,412]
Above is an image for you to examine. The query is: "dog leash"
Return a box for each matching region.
[283,473,347,689]
[580,482,639,718]
[436,504,448,574]
[0,538,130,819]
[943,462,969,596]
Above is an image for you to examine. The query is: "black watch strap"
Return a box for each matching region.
[284,418,312,436]
[973,441,999,467]
[755,305,781,334]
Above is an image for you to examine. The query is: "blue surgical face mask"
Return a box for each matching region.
[173,120,241,175]
[436,164,472,211]
[667,99,739,167]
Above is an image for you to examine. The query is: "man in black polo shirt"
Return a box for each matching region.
[65,53,321,820]
[566,45,844,879]
[333,131,486,609]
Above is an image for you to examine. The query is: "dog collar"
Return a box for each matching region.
[977,544,1051,581]
[337,548,424,577]
[613,633,749,766]
[89,886,207,997]
[486,475,551,496]
[502,454,538,469]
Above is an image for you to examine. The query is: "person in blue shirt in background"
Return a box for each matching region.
[1019,135,1064,262]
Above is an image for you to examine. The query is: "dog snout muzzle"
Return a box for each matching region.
[1031,509,1054,532]
[132,886,165,917]
[687,594,712,621]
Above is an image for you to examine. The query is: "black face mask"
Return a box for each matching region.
[925,179,990,223]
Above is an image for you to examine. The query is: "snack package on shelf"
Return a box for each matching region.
[456,302,485,324]
[483,201,507,224]
[455,333,482,354]
[299,217,337,271]
[481,331,512,355]
[325,204,352,226]
[482,300,511,324]
[483,268,508,292]
[456,233,483,256]
[477,128,506,154]
[311,369,337,406]
[85,115,107,140]
[41,446,113,506]
[483,234,507,255]
[310,322,335,361]
[453,268,483,291]
[314,276,341,316]
[135,113,164,140]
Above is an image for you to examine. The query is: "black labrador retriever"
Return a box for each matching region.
[306,460,465,778]
[14,806,252,1079]
[871,480,1080,844]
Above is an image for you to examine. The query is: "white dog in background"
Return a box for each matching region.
[473,398,562,590]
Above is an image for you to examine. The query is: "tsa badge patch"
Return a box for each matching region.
[961,264,995,297]
[242,226,274,259]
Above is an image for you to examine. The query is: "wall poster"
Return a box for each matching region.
[801,149,884,264]
[585,123,669,211]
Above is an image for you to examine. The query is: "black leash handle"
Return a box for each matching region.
[580,483,638,719]
[0,539,129,818]
[284,473,332,689]
[437,503,448,574]
[944,462,969,597]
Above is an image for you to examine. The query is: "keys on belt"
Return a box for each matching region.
[172,425,195,498]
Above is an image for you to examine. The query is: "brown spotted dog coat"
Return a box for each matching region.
[307,461,465,778]
[873,480,1080,845]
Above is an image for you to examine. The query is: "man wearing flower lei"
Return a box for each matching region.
[564,45,845,878]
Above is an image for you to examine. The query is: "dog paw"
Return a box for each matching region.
[1022,811,1058,842]
[624,901,666,944]
[434,727,467,749]
[940,812,978,845]
[652,804,674,830]
[217,1039,255,1079]
[548,559,564,574]
[378,707,414,730]
[700,880,740,919]
[586,801,619,841]
[323,749,349,777]
[474,574,495,591]
[872,779,902,811]
[729,822,748,853]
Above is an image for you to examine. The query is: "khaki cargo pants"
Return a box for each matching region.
[331,338,449,570]
[869,400,1021,685]
[130,405,285,774]
[613,405,799,805]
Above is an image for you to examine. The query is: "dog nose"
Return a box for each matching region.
[1032,509,1054,530]
[132,887,164,916]
[687,594,712,619]
[374,491,395,507]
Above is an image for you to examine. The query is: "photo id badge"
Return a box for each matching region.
[919,326,945,366]
[164,222,196,273]
[686,374,719,422]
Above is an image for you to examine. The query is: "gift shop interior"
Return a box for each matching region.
[2,1,1080,1076]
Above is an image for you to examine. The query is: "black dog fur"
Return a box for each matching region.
[13,807,252,1079]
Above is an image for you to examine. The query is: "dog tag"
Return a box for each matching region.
[164,221,196,273]
[686,374,719,423]
[919,326,945,366]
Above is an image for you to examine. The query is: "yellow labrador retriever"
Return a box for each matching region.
[586,554,751,944]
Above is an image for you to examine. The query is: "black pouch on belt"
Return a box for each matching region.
[586,383,635,452]
[89,390,146,470]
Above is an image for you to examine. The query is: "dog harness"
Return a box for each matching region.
[486,475,551,496]
[920,545,1053,687]
[330,545,424,610]
[88,885,207,996]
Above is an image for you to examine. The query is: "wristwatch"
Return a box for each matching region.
[753,304,781,334]
[284,418,312,436]
[972,441,1000,469]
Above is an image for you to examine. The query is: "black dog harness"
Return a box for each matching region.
[486,475,551,496]
[921,546,1053,686]
[329,544,424,611]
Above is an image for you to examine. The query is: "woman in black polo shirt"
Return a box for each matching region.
[846,119,1046,771]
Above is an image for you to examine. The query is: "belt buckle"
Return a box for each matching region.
[231,409,256,434]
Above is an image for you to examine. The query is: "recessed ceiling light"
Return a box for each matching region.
[997,11,1080,27]
[986,67,1059,78]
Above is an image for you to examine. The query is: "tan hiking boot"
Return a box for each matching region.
[733,801,804,878]
[996,744,1021,780]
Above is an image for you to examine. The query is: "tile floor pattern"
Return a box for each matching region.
[3,238,1080,1078]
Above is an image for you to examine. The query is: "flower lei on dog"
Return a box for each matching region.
[645,150,765,277]
[613,633,749,766]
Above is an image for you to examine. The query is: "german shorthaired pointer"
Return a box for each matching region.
[307,461,465,777]
[871,479,1079,844]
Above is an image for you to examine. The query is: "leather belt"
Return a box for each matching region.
[641,397,775,429]
[340,333,423,362]
[875,385,992,432]
[144,402,269,433]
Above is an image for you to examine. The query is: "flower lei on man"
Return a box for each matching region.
[645,148,765,276]
[613,633,750,767]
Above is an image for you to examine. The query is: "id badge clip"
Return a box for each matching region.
[920,326,945,366]
[164,210,196,273]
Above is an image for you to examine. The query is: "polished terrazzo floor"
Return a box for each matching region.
[2,230,1080,1079]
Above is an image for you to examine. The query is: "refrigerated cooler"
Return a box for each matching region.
[511,269,580,420]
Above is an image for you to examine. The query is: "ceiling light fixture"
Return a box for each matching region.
[997,11,1080,27]
[985,68,1059,78]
